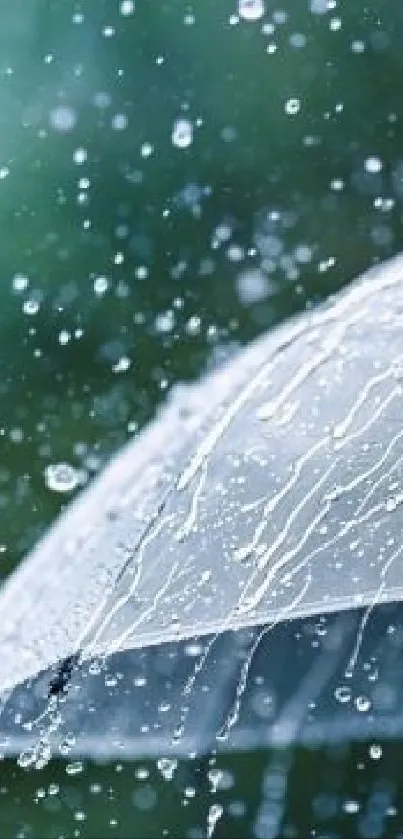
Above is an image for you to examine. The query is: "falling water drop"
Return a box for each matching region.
[44,463,80,493]
[157,757,178,781]
[207,803,223,838]
[172,118,193,149]
[238,0,265,21]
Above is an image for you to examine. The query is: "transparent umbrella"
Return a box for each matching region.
[1,254,403,766]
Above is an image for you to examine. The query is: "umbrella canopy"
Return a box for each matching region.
[1,253,403,762]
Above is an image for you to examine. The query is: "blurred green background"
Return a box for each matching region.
[1,0,403,835]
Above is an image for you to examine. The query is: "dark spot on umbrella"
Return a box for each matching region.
[48,653,80,698]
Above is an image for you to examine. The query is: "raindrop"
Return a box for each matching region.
[238,0,265,21]
[58,330,70,346]
[94,276,109,296]
[334,685,351,704]
[49,105,77,133]
[343,799,360,815]
[294,244,313,263]
[273,10,287,24]
[155,310,175,334]
[141,142,154,158]
[285,98,301,115]
[208,768,226,793]
[369,743,383,760]
[289,33,307,48]
[35,739,51,770]
[23,298,40,315]
[120,0,135,14]
[355,695,371,712]
[59,735,76,757]
[44,463,80,493]
[365,156,383,174]
[310,0,329,13]
[236,268,272,305]
[351,39,365,53]
[17,747,36,769]
[185,315,202,337]
[88,660,102,675]
[73,147,87,165]
[12,274,29,293]
[48,783,59,796]
[74,811,86,822]
[172,118,193,149]
[112,356,131,373]
[207,803,223,838]
[157,758,177,781]
[112,113,128,131]
[66,761,84,776]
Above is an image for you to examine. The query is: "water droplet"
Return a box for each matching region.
[386,496,398,512]
[290,32,307,48]
[369,743,382,760]
[17,747,36,769]
[172,118,193,149]
[48,783,59,796]
[364,156,383,174]
[44,463,80,493]
[155,310,175,334]
[334,685,351,704]
[343,799,360,814]
[59,734,76,757]
[35,739,51,770]
[73,147,87,165]
[120,0,135,15]
[49,105,77,133]
[355,695,371,713]
[157,758,177,781]
[23,298,40,315]
[94,276,109,296]
[112,113,128,131]
[207,803,223,838]
[238,0,265,20]
[59,330,70,346]
[141,141,154,158]
[236,268,272,305]
[12,273,29,293]
[208,768,224,793]
[310,0,329,13]
[285,98,301,115]
[294,244,313,263]
[351,39,365,53]
[66,761,84,776]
